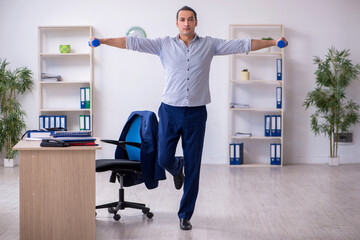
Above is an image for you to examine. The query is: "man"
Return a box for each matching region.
[90,6,288,230]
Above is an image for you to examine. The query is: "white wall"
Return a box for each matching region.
[1,0,359,164]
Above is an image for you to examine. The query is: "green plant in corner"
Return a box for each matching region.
[0,59,33,159]
[303,47,360,158]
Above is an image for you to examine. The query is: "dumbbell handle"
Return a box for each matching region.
[88,38,100,47]
[277,40,288,48]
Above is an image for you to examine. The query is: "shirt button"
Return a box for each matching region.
[187,78,189,80]
[186,96,189,99]
[187,59,189,62]
[187,69,189,71]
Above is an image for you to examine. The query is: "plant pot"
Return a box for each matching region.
[4,158,15,167]
[241,71,250,80]
[328,156,339,166]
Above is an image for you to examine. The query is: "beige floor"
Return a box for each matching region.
[1,164,360,240]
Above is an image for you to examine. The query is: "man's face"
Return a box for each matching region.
[176,10,197,37]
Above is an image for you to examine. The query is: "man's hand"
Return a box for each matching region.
[89,37,101,48]
[276,37,288,48]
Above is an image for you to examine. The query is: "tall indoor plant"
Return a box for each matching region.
[0,59,33,166]
[303,47,360,165]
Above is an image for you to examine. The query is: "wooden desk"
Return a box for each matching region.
[13,139,101,240]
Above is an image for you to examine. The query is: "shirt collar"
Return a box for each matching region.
[176,33,199,44]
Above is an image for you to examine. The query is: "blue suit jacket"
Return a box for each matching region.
[115,111,166,189]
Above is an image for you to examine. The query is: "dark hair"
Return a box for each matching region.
[176,6,197,21]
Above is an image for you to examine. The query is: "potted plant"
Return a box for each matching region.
[0,59,33,167]
[303,47,360,166]
[241,69,250,80]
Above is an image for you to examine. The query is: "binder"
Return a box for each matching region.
[60,115,67,129]
[229,143,235,165]
[235,143,243,165]
[85,115,91,130]
[85,87,90,109]
[275,144,281,165]
[79,115,85,130]
[39,116,45,129]
[55,116,61,128]
[271,115,277,136]
[80,88,86,109]
[276,115,282,137]
[27,130,53,139]
[276,87,282,109]
[265,115,271,137]
[270,143,276,165]
[277,59,282,80]
[50,116,55,128]
[44,116,50,129]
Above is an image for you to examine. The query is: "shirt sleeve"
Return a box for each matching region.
[126,36,163,56]
[213,37,252,56]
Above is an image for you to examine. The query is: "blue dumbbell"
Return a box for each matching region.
[88,38,100,47]
[277,40,288,48]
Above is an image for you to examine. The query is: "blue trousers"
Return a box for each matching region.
[157,102,207,220]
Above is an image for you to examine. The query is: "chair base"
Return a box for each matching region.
[96,187,154,221]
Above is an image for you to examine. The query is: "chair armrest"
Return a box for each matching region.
[101,139,141,149]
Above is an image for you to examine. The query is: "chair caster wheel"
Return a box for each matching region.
[113,214,121,221]
[108,207,115,213]
[146,212,154,218]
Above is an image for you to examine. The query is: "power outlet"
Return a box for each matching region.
[335,133,353,143]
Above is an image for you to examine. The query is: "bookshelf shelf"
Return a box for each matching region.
[230,80,283,84]
[228,24,284,167]
[229,108,282,112]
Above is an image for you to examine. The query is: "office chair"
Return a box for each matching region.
[96,111,165,221]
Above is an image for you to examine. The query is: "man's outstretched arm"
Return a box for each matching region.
[251,37,288,51]
[89,37,126,49]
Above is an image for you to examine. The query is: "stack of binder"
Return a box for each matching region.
[264,115,282,137]
[229,143,243,165]
[52,130,96,146]
[39,115,67,129]
[270,143,281,165]
[80,87,91,109]
[79,115,91,131]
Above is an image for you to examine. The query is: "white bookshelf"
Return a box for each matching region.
[228,24,285,167]
[38,26,94,132]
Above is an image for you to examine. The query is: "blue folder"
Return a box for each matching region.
[276,87,282,109]
[277,59,282,80]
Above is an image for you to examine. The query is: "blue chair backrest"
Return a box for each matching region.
[125,116,141,161]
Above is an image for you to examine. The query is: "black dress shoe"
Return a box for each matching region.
[180,219,192,230]
[173,157,184,190]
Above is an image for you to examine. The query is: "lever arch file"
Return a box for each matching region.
[229,143,235,165]
[270,143,276,165]
[276,87,282,109]
[265,115,271,137]
[80,88,86,109]
[277,59,282,80]
[85,87,90,109]
[275,144,281,165]
[271,115,277,136]
[276,115,282,137]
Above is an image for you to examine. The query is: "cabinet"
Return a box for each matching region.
[38,26,93,132]
[228,25,284,167]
